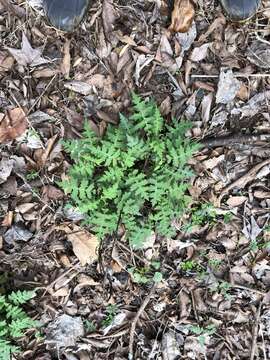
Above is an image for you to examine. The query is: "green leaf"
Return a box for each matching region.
[153,272,163,283]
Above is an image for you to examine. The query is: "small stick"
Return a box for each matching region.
[259,323,267,360]
[191,74,270,78]
[41,260,80,296]
[218,158,270,205]
[128,284,157,360]
[190,290,199,322]
[201,134,270,148]
[250,302,262,360]
[231,284,266,296]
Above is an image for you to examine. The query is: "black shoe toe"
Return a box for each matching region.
[220,0,260,21]
[43,0,90,32]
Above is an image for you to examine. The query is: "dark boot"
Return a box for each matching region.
[220,0,261,21]
[43,0,90,32]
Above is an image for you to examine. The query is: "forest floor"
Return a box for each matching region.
[1,0,270,359]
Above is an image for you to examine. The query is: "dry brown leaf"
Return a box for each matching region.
[64,80,92,95]
[236,84,249,101]
[8,33,49,67]
[190,43,210,62]
[51,287,69,297]
[73,274,99,293]
[169,0,195,33]
[254,190,270,199]
[226,196,247,208]
[69,229,98,266]
[1,211,13,227]
[57,225,98,266]
[102,0,118,42]
[16,203,37,214]
[0,51,14,72]
[33,68,58,78]
[37,134,58,167]
[42,185,64,201]
[118,34,137,47]
[0,108,28,143]
[0,0,25,17]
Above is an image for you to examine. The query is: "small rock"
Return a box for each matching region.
[45,314,84,348]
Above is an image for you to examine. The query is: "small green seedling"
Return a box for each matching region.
[183,203,217,232]
[210,281,232,300]
[26,170,40,181]
[223,212,233,224]
[102,304,118,327]
[84,320,96,333]
[189,324,216,346]
[208,259,222,269]
[128,262,163,284]
[180,260,205,275]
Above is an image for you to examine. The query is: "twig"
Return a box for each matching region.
[128,284,157,360]
[201,134,270,148]
[117,242,151,267]
[41,260,80,296]
[259,323,267,360]
[27,74,57,115]
[250,302,262,360]
[86,327,130,340]
[231,284,266,296]
[190,290,199,322]
[191,74,270,78]
[218,158,270,205]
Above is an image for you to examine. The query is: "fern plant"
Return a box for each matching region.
[61,93,200,247]
[0,290,38,359]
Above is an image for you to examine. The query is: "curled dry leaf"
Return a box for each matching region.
[169,0,195,33]
[0,108,28,143]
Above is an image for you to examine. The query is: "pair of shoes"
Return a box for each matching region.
[43,0,261,32]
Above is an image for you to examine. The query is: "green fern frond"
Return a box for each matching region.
[9,318,38,338]
[8,290,35,306]
[0,339,19,360]
[0,290,38,358]
[61,94,199,248]
[5,304,26,320]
